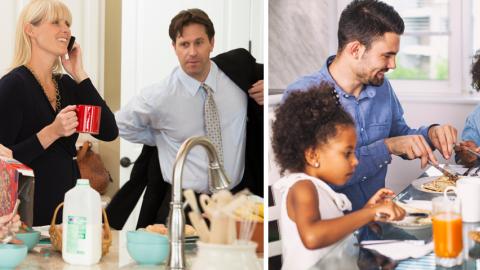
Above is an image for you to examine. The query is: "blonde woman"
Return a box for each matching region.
[0,0,118,225]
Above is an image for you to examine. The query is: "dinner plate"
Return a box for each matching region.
[411,176,456,194]
[388,216,432,230]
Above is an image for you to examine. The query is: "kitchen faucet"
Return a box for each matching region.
[167,136,231,269]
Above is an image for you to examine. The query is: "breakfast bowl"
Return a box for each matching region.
[15,231,40,251]
[127,230,169,265]
[126,241,169,265]
[0,244,28,269]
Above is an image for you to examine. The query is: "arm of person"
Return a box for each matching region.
[454,140,479,167]
[461,106,480,147]
[67,77,118,141]
[388,88,456,161]
[115,89,157,146]
[289,181,404,249]
[61,43,118,141]
[454,106,480,166]
[36,105,79,149]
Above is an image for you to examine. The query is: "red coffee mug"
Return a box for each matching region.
[76,105,101,134]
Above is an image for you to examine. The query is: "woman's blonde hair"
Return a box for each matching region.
[10,0,72,74]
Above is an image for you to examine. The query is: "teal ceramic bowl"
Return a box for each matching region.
[127,230,168,245]
[127,242,169,265]
[0,244,28,269]
[15,231,40,251]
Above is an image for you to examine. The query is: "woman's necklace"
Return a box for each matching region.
[25,65,61,112]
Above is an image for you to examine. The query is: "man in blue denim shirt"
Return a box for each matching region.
[283,0,457,213]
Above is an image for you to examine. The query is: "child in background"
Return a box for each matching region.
[272,83,406,270]
[455,51,480,166]
[0,212,21,243]
[0,143,20,243]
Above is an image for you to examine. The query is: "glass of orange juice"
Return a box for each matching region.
[432,196,463,267]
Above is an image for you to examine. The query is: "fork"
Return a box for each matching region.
[472,167,480,176]
[463,166,475,176]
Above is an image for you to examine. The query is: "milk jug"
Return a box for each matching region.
[62,179,102,265]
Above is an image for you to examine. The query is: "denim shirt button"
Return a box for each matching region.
[384,161,388,164]
[379,164,383,168]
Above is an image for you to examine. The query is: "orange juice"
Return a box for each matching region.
[432,213,463,258]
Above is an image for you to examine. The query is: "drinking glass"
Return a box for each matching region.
[432,196,463,267]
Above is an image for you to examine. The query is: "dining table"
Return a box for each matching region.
[378,165,480,270]
[315,164,480,270]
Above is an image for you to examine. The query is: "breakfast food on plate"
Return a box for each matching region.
[145,224,168,235]
[145,223,196,237]
[389,216,432,227]
[389,201,432,227]
[421,175,456,192]
[395,201,431,215]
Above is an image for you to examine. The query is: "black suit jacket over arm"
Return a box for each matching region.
[211,48,264,196]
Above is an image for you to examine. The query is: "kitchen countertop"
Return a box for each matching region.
[17,230,262,269]
[17,230,196,270]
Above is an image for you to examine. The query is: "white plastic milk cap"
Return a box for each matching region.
[76,179,90,186]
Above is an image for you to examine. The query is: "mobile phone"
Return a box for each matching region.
[67,36,76,52]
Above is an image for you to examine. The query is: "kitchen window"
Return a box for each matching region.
[383,0,476,95]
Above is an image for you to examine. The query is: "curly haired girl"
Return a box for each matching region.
[272,83,405,270]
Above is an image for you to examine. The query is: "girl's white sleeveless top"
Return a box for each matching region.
[273,173,359,270]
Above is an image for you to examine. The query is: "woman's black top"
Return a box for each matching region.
[0,66,118,225]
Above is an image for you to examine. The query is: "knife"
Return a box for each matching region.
[427,161,460,181]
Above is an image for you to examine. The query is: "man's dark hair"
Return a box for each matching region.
[169,8,215,43]
[472,52,480,91]
[272,83,355,175]
[338,0,404,52]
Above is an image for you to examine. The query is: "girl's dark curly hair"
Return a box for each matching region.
[472,52,480,91]
[272,83,355,175]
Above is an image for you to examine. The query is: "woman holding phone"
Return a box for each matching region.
[0,0,118,225]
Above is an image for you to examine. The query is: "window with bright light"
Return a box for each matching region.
[380,0,474,95]
[385,0,449,81]
[473,0,480,57]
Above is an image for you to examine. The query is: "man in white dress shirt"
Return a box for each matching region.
[110,8,263,227]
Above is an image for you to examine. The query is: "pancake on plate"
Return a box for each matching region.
[421,175,455,192]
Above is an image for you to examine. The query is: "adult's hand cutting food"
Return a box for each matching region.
[384,134,437,168]
[428,124,457,160]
